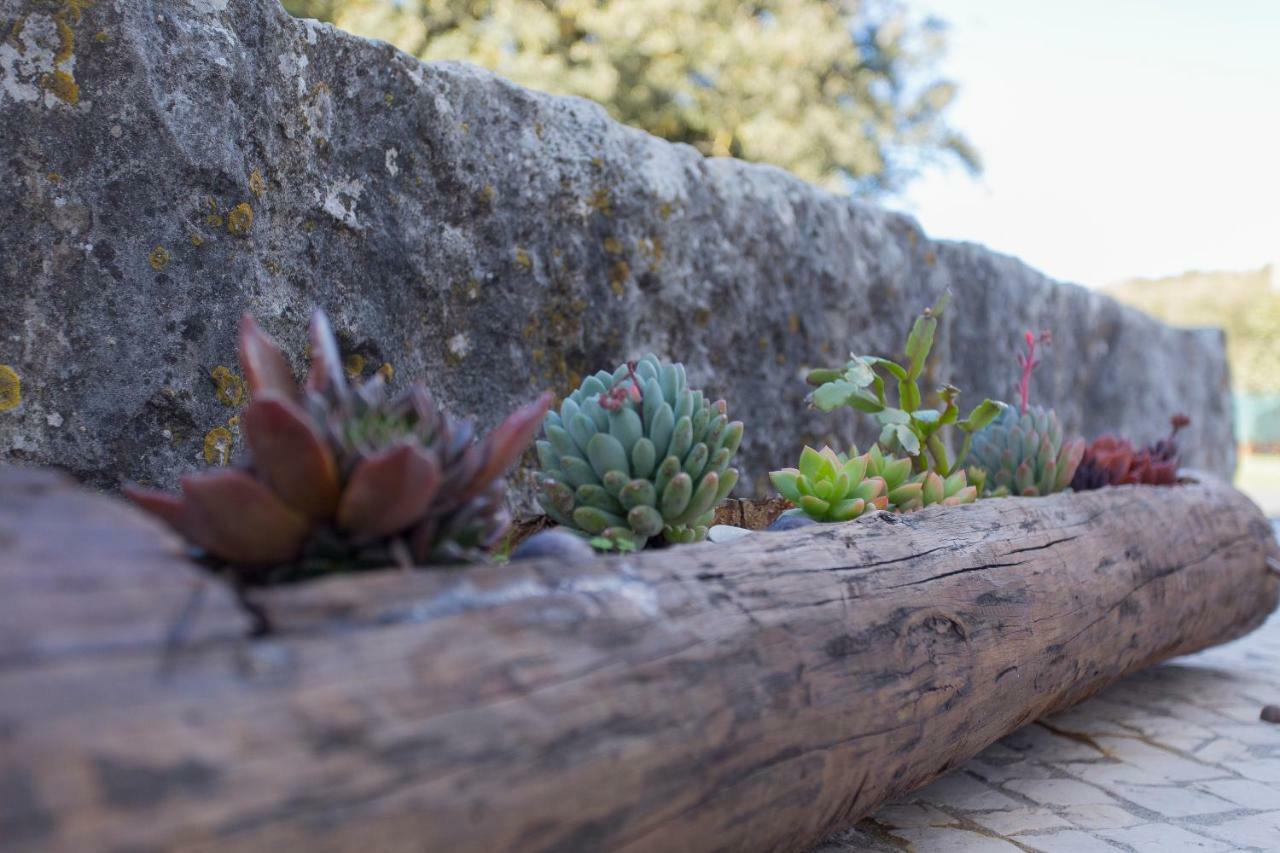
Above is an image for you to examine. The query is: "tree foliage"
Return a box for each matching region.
[1107,266,1280,394]
[282,0,978,196]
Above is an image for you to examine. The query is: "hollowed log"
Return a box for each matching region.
[0,465,1276,852]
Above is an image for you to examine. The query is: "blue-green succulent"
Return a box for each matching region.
[536,355,744,548]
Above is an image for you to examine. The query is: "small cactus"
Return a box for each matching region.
[536,354,743,548]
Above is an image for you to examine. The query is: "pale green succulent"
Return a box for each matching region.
[536,354,743,548]
[769,446,891,522]
[771,444,978,524]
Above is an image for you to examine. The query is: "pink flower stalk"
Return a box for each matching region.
[1016,330,1052,415]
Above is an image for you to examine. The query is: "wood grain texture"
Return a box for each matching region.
[0,465,1276,853]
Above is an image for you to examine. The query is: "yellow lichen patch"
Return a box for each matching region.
[609,260,630,297]
[0,365,21,411]
[93,30,107,42]
[40,70,79,105]
[52,10,74,64]
[226,414,240,428]
[515,247,532,271]
[383,92,394,106]
[205,213,224,229]
[788,313,800,334]
[638,236,664,266]
[47,172,60,183]
[479,184,496,205]
[603,236,622,255]
[263,259,282,275]
[302,219,317,232]
[210,366,245,407]
[658,202,675,220]
[226,203,253,236]
[249,169,266,198]
[148,245,170,271]
[9,16,26,50]
[588,186,612,215]
[203,427,234,466]
[343,353,365,379]
[189,233,203,247]
[376,362,394,382]
[459,121,470,133]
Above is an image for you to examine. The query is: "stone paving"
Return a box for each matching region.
[816,537,1280,852]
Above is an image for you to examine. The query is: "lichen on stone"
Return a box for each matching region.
[148,245,170,271]
[609,260,630,296]
[0,365,21,411]
[210,365,245,406]
[226,202,253,236]
[343,353,365,379]
[248,168,266,198]
[203,426,234,465]
[39,69,78,105]
[588,186,612,215]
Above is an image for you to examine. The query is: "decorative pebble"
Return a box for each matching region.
[766,512,818,532]
[707,524,752,543]
[509,530,596,565]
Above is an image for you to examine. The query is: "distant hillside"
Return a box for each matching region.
[1105,265,1279,393]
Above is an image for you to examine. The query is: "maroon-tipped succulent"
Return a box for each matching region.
[126,311,552,575]
[1071,414,1190,490]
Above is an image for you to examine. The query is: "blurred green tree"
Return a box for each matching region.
[282,0,978,196]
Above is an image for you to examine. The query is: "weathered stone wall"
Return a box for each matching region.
[0,0,1234,511]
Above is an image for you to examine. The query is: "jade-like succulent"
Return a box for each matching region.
[126,311,551,576]
[536,354,743,548]
[769,446,891,522]
[968,331,1084,496]
[771,444,977,523]
[805,292,1003,477]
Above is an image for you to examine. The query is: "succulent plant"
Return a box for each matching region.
[536,354,743,548]
[805,292,1003,477]
[969,406,1085,496]
[968,331,1084,497]
[1071,414,1190,490]
[770,446,891,522]
[770,443,977,523]
[125,311,551,576]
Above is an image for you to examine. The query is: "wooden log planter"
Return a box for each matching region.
[2,464,1277,852]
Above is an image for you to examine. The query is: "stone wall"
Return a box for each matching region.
[0,0,1234,510]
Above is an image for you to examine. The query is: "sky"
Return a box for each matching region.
[889,0,1280,288]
